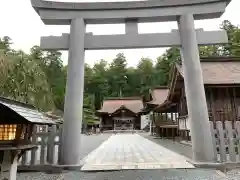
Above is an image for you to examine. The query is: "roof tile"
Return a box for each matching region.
[0,97,55,124]
[177,60,240,84]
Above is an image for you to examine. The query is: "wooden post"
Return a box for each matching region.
[21,125,30,165]
[58,126,63,164]
[235,121,240,158]
[165,113,168,121]
[209,121,218,161]
[209,88,216,123]
[40,125,48,164]
[30,125,38,165]
[0,151,19,180]
[47,125,57,164]
[225,121,236,162]
[216,121,227,162]
[161,127,163,139]
[152,112,155,135]
[233,87,238,121]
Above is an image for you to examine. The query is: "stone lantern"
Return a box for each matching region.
[0,97,55,180]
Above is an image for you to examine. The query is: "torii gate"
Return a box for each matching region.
[31,0,231,165]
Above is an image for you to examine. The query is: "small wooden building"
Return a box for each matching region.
[0,96,56,179]
[156,57,240,141]
[96,97,144,131]
[146,87,178,138]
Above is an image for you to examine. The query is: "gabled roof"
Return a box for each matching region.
[0,97,55,124]
[111,105,137,116]
[97,97,144,114]
[155,56,240,111]
[176,57,240,84]
[147,87,169,105]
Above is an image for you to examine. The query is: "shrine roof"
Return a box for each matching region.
[154,56,240,112]
[176,56,240,84]
[0,97,55,125]
[147,87,169,106]
[97,97,144,114]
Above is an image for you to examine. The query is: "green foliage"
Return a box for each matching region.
[0,45,53,110]
[220,20,240,56]
[108,53,128,97]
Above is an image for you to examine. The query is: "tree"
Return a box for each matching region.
[220,20,240,56]
[0,36,12,53]
[154,47,180,86]
[199,45,221,57]
[154,57,171,86]
[88,59,109,110]
[137,58,155,95]
[124,67,141,97]
[0,48,53,110]
[108,53,128,97]
[42,51,66,110]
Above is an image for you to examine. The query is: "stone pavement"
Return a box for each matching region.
[17,169,229,180]
[140,133,193,160]
[81,133,194,171]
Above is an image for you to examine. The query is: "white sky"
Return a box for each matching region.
[0,0,239,67]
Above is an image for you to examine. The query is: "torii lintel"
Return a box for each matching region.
[31,0,230,25]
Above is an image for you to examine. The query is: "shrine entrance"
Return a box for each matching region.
[31,0,230,165]
[113,117,134,130]
[112,108,136,130]
[96,98,143,131]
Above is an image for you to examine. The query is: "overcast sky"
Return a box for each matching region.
[0,0,239,67]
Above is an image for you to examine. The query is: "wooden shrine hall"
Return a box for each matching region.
[149,56,240,141]
[145,87,178,139]
[96,97,145,131]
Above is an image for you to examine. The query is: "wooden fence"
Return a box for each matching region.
[177,116,240,163]
[210,121,240,163]
[19,124,62,169]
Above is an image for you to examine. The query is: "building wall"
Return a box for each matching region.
[134,116,141,129]
[205,86,240,122]
[178,85,240,122]
[140,114,150,130]
[178,85,240,141]
[101,115,114,130]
